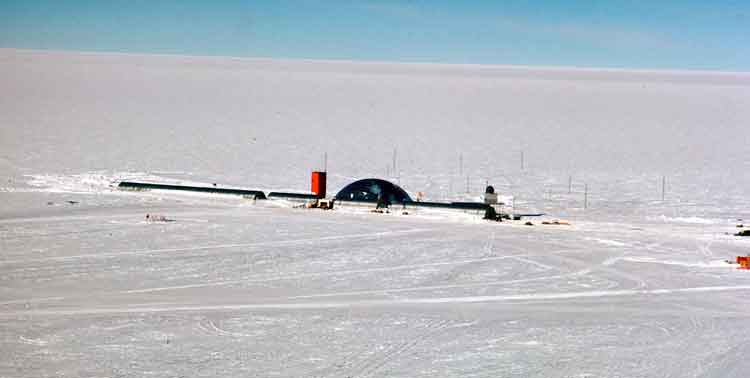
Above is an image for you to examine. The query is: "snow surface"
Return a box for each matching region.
[2,49,750,377]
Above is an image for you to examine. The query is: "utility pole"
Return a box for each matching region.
[323,152,327,172]
[520,150,524,171]
[466,175,470,194]
[661,175,666,201]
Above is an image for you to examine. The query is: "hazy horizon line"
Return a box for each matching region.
[4,47,749,77]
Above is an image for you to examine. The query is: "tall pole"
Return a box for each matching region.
[568,175,572,194]
[661,175,666,201]
[584,183,588,210]
[392,147,397,175]
[520,150,524,171]
[466,175,470,194]
[323,152,327,172]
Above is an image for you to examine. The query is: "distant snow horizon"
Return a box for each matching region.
[3,47,749,77]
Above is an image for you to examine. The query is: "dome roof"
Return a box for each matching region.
[335,178,412,204]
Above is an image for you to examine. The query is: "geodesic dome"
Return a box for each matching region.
[335,178,412,204]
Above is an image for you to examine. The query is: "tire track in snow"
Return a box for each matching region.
[18,336,48,346]
[342,320,476,378]
[698,340,750,377]
[5,285,750,317]
[543,244,649,290]
[4,253,580,306]
[285,270,590,300]
[509,256,556,271]
[195,318,256,338]
[0,209,234,225]
[350,320,452,378]
[121,255,530,294]
[0,296,65,306]
[1,225,128,241]
[0,228,434,266]
[619,257,731,269]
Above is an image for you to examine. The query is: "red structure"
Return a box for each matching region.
[311,171,326,198]
[737,256,750,270]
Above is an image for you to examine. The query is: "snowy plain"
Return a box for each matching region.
[2,49,750,377]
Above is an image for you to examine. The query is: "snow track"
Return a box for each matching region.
[284,270,590,300]
[121,255,531,294]
[4,284,750,318]
[346,319,455,378]
[0,228,433,266]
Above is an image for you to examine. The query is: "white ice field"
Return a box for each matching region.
[2,49,750,377]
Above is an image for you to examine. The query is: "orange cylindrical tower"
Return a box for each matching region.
[311,171,326,198]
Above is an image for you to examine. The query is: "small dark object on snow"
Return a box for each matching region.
[376,195,391,210]
[318,199,334,210]
[46,201,54,206]
[483,206,503,222]
[525,221,534,226]
[146,213,174,222]
[484,206,497,220]
[402,211,409,215]
[737,224,744,228]
[736,229,750,237]
[542,220,571,226]
[66,200,79,205]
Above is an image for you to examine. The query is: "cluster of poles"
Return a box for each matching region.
[320,149,669,210]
